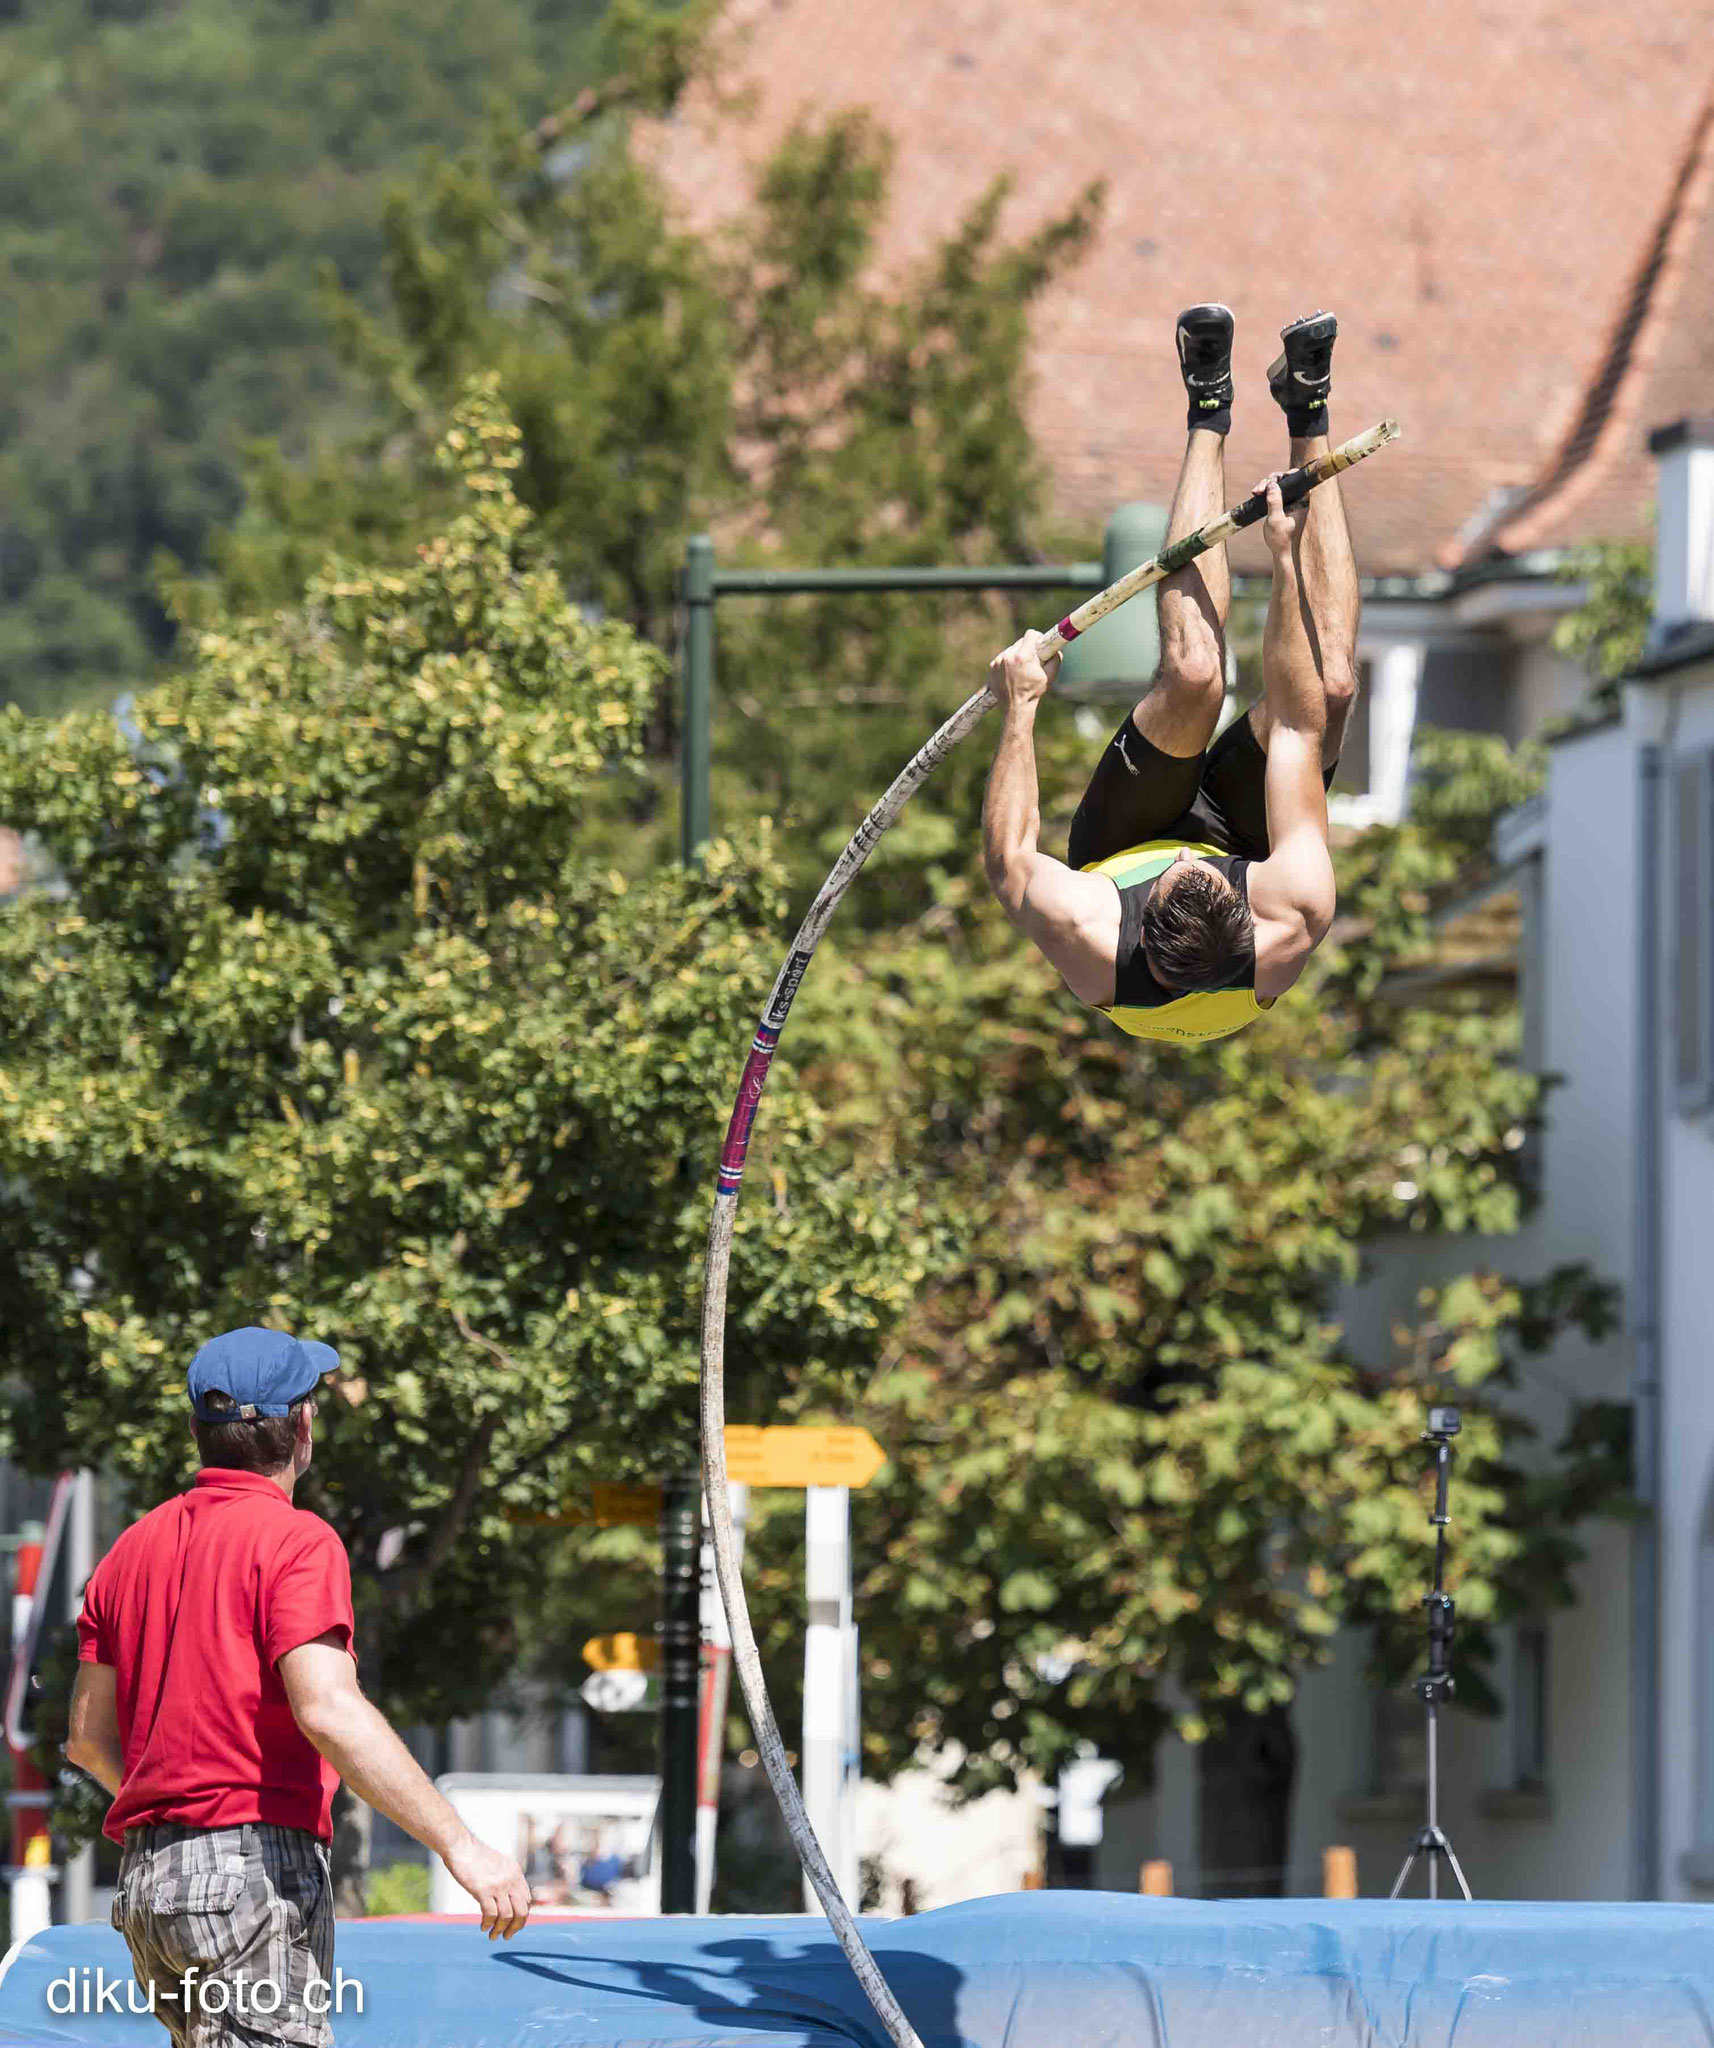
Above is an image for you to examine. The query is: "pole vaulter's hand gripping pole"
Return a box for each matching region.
[698,418,1398,2048]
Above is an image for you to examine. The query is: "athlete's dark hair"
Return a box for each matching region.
[192,1388,310,1474]
[1142,864,1255,994]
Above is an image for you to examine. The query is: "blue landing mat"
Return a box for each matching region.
[5,1891,1714,2046]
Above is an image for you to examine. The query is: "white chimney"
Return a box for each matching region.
[1648,418,1714,640]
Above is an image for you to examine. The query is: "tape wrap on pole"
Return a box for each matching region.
[698,420,1400,2048]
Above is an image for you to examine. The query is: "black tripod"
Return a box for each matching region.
[1390,1406,1474,1902]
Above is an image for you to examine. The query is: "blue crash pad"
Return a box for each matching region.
[6,1890,1714,2046]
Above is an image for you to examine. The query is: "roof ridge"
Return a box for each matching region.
[1445,81,1714,568]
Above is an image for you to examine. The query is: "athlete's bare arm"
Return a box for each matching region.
[1246,477,1336,998]
[982,632,1123,1008]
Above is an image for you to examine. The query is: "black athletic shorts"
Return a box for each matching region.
[1066,711,1335,871]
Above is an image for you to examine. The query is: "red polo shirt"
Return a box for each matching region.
[76,1469,354,1845]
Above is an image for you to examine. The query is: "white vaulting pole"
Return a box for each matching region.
[700,423,1402,2048]
[802,1486,853,1914]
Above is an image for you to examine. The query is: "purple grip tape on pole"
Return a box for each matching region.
[715,1025,779,1194]
[1056,615,1081,642]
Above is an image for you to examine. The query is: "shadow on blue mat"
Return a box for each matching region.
[494,1931,964,2043]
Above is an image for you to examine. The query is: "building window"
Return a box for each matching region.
[1675,747,1714,1114]
[1510,1620,1549,1793]
[1415,638,1516,740]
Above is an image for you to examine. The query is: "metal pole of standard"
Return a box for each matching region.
[658,1476,703,1912]
[681,536,715,866]
[1391,1409,1474,1902]
[675,543,716,1906]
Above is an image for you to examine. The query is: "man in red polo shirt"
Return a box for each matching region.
[66,1327,531,2046]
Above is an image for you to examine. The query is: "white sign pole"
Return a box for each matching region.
[695,1483,746,1913]
[840,1618,861,1910]
[802,1485,851,1913]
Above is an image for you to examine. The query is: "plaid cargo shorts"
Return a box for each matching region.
[111,1822,335,2048]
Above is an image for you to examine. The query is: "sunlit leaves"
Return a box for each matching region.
[0,386,928,1727]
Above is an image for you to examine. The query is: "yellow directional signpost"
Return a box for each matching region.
[582,1632,661,1674]
[506,1436,886,1521]
[592,1483,663,1526]
[520,1430,886,1911]
[580,1634,658,1716]
[504,1482,662,1529]
[722,1426,887,1491]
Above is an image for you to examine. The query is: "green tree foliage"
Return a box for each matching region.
[0,387,930,1737]
[362,1861,432,1916]
[224,15,736,643]
[0,0,618,713]
[12,5,1627,1879]
[730,728,1625,1805]
[170,45,1624,1848]
[1332,726,1549,999]
[1553,536,1653,688]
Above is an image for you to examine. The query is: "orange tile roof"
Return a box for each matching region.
[655,0,1714,577]
[1457,88,1714,565]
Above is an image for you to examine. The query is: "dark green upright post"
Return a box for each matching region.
[674,543,714,1904]
[658,1474,702,1911]
[681,537,715,866]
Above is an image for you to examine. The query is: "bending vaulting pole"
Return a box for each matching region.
[699,419,1400,2048]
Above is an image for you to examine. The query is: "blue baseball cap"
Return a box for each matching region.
[187,1326,338,1421]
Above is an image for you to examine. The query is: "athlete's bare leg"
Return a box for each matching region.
[1252,313,1361,767]
[1249,433,1360,767]
[1130,428,1230,758]
[1274,431,1359,768]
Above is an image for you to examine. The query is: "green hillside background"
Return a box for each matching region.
[0,0,605,713]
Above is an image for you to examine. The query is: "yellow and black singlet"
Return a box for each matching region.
[1079,838,1276,1044]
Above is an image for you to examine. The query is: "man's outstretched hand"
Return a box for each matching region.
[1257,474,1307,562]
[442,1828,533,1940]
[987,629,1062,710]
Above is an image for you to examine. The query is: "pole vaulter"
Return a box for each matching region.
[700,413,1399,2048]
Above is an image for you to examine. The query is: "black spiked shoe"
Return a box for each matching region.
[1176,303,1235,436]
[1268,309,1337,438]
